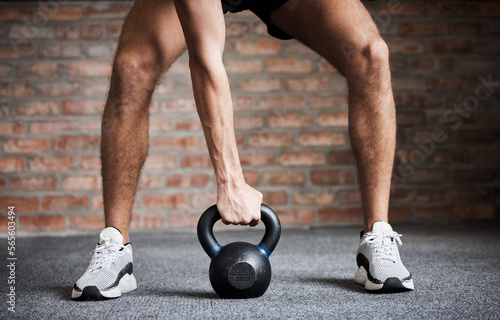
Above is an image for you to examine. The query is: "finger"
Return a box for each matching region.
[249,219,259,227]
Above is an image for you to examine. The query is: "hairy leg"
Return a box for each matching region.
[271,0,396,232]
[101,0,186,243]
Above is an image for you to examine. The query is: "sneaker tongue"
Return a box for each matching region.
[371,221,393,233]
[100,227,123,245]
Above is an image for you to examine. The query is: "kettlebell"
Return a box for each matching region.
[197,204,281,299]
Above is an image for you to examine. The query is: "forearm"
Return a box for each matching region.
[190,61,244,186]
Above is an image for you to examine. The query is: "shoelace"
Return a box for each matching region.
[88,235,125,272]
[365,231,402,264]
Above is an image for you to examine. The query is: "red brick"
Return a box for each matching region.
[68,61,111,77]
[406,169,447,183]
[169,212,201,228]
[130,214,163,229]
[43,196,88,212]
[293,189,335,205]
[453,168,495,183]
[239,152,276,166]
[0,6,32,20]
[86,4,131,19]
[262,170,305,185]
[309,95,348,109]
[387,39,425,55]
[447,21,484,35]
[336,189,361,205]
[299,131,345,147]
[311,169,355,185]
[285,77,329,92]
[226,21,250,37]
[58,135,100,152]
[0,44,33,58]
[329,150,356,165]
[267,58,312,73]
[35,81,80,96]
[0,63,12,77]
[317,60,338,73]
[243,171,258,186]
[165,174,210,188]
[142,194,188,209]
[19,216,66,231]
[10,176,56,192]
[470,3,500,16]
[0,197,39,213]
[429,149,469,164]
[237,95,306,111]
[262,191,287,206]
[392,78,426,91]
[388,207,412,223]
[160,98,196,113]
[11,101,59,116]
[0,157,23,173]
[416,206,452,222]
[32,62,59,78]
[56,25,102,39]
[180,154,211,168]
[235,40,282,55]
[453,205,495,221]
[82,79,109,96]
[405,94,443,109]
[29,156,74,172]
[237,78,281,92]
[424,3,468,16]
[191,192,216,209]
[0,122,24,135]
[280,151,326,166]
[473,149,500,163]
[29,120,82,135]
[136,173,160,190]
[318,208,363,224]
[38,43,81,58]
[456,128,498,144]
[249,133,294,148]
[69,214,104,230]
[276,208,315,225]
[224,59,263,73]
[62,99,104,115]
[399,22,443,36]
[431,40,473,54]
[269,113,314,129]
[143,154,176,170]
[234,116,264,130]
[380,2,421,15]
[318,112,349,127]
[174,118,201,131]
[3,139,54,154]
[62,175,100,190]
[0,82,31,97]
[151,137,198,151]
[434,188,476,202]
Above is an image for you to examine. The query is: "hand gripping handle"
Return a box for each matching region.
[197,204,281,259]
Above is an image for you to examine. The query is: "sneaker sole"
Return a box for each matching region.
[355,266,414,293]
[72,273,137,300]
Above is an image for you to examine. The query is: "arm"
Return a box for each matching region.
[173,0,262,225]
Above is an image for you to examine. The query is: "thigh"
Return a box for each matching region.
[269,0,383,77]
[117,0,186,75]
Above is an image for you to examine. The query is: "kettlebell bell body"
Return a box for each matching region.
[198,204,281,299]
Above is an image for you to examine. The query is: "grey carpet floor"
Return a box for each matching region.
[1,222,500,319]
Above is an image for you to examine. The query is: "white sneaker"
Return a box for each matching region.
[71,227,137,300]
[355,221,414,292]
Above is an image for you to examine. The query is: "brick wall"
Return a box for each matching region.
[0,1,499,235]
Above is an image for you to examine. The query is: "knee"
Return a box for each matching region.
[347,38,390,84]
[110,49,162,101]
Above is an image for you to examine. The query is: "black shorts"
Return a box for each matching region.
[222,0,292,40]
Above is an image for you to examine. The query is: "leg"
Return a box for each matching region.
[101,0,186,243]
[271,0,396,233]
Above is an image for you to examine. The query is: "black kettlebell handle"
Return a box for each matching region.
[197,204,281,259]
